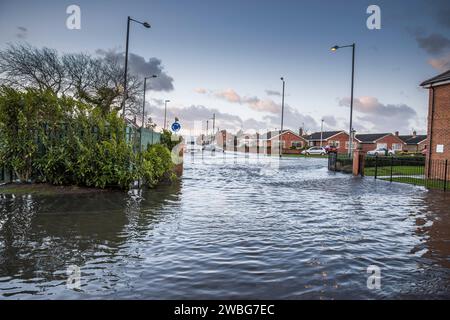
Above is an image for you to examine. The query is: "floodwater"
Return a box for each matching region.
[1,152,450,299]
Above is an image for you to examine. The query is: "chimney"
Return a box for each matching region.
[299,127,304,136]
[395,131,399,136]
[412,130,417,137]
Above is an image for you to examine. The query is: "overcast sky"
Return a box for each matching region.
[0,0,449,135]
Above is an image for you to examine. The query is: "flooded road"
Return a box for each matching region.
[1,152,450,299]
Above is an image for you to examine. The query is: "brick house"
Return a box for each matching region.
[354,133,405,153]
[305,131,350,154]
[398,131,427,153]
[421,70,450,165]
[259,129,308,154]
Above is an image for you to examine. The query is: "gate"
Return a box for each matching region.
[328,152,337,171]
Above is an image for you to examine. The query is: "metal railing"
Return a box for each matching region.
[328,153,449,191]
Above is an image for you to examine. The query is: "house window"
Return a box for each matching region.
[392,143,402,151]
[292,141,303,148]
[377,143,387,149]
[345,141,355,150]
[329,140,340,148]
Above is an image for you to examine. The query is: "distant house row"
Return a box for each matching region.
[304,130,426,154]
[216,129,427,154]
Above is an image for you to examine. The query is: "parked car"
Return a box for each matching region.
[301,147,327,155]
[324,145,337,153]
[367,147,394,156]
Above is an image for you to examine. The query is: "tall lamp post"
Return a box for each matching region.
[140,75,157,153]
[320,119,324,148]
[163,100,170,130]
[331,43,355,157]
[279,77,285,158]
[122,16,151,119]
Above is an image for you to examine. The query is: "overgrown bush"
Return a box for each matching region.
[141,144,175,187]
[0,87,174,189]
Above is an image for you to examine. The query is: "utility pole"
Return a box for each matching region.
[280,77,285,158]
[320,119,324,148]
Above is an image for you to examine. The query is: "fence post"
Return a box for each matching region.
[334,153,337,171]
[444,160,448,192]
[374,155,378,179]
[390,156,394,183]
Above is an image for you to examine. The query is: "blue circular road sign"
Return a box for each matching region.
[171,122,181,132]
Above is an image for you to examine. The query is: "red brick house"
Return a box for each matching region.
[398,131,427,153]
[354,133,405,153]
[259,129,308,154]
[421,70,450,163]
[305,131,350,154]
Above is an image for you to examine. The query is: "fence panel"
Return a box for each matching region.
[139,128,161,151]
[365,155,449,191]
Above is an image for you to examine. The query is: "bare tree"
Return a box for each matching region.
[0,43,65,93]
[0,43,143,117]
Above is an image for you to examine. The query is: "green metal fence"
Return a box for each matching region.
[139,127,161,151]
[0,125,162,184]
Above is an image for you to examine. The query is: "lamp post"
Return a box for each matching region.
[140,75,157,153]
[331,43,355,157]
[122,16,151,119]
[279,77,285,158]
[320,119,324,148]
[163,100,170,130]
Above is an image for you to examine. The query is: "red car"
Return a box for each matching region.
[325,145,338,153]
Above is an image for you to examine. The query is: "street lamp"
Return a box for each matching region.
[279,77,285,158]
[331,43,355,157]
[121,16,151,119]
[164,100,170,130]
[320,119,324,148]
[140,75,157,153]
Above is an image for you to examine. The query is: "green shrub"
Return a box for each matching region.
[0,87,175,190]
[141,144,175,187]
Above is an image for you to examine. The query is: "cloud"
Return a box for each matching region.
[263,105,318,132]
[428,54,450,72]
[416,33,450,55]
[194,88,319,131]
[96,49,174,92]
[322,115,337,127]
[16,26,27,39]
[339,96,417,133]
[145,104,268,132]
[215,89,242,103]
[265,89,282,97]
[212,89,281,114]
[194,88,208,94]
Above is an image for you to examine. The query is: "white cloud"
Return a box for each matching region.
[428,54,450,72]
[338,96,418,133]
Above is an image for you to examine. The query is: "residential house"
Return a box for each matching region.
[420,70,450,164]
[305,131,350,154]
[354,133,405,153]
[259,129,308,154]
[398,131,427,153]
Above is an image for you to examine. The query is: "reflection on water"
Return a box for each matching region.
[0,152,450,299]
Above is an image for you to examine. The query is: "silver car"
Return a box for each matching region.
[301,147,327,155]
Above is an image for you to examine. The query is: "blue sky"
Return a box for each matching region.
[0,0,449,135]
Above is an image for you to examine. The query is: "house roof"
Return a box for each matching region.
[305,131,345,141]
[260,129,306,140]
[399,135,427,145]
[355,133,391,143]
[420,69,450,87]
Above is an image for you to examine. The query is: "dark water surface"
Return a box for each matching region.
[1,153,450,299]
